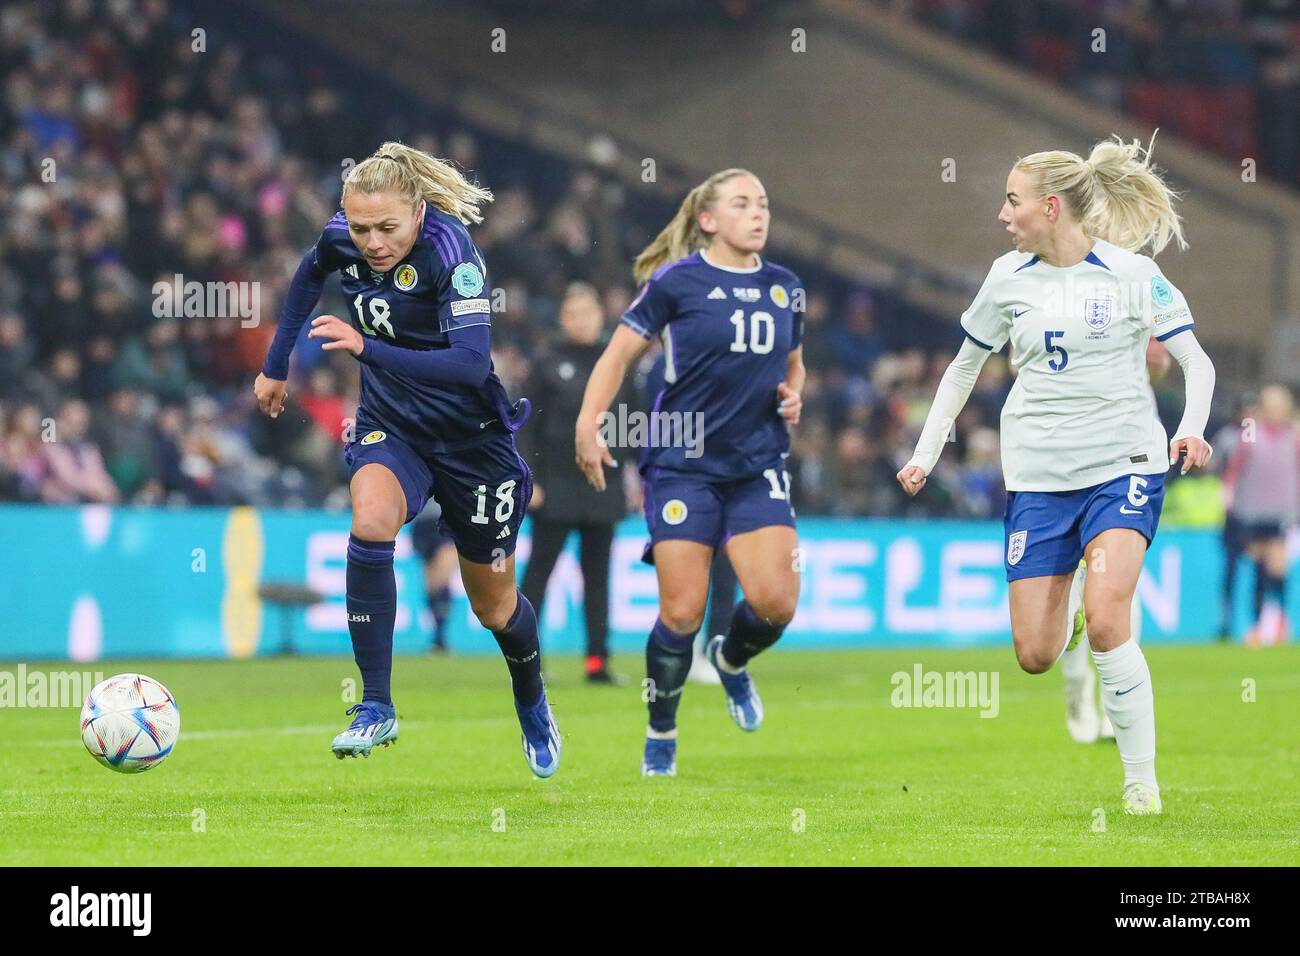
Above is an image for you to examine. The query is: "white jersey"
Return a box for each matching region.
[960,237,1195,492]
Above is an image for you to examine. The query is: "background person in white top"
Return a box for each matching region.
[897,133,1216,816]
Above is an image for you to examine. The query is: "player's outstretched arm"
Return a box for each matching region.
[575,324,650,492]
[896,336,991,497]
[1161,328,1216,474]
[255,248,330,418]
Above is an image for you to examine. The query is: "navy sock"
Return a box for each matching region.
[492,591,543,707]
[1263,572,1286,606]
[346,535,397,707]
[646,619,694,733]
[706,555,740,638]
[1253,563,1267,617]
[720,600,785,669]
[428,585,451,648]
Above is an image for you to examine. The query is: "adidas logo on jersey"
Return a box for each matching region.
[496,527,511,540]
[344,264,359,279]
[707,287,726,299]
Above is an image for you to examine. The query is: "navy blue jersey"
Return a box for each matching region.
[621,251,803,480]
[312,207,516,452]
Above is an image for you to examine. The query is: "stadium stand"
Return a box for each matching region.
[0,0,1256,521]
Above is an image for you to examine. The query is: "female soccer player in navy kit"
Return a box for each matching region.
[254,142,561,777]
[898,134,1215,814]
[576,169,804,776]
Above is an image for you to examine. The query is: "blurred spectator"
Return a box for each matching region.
[36,398,120,504]
[518,282,630,682]
[0,314,38,403]
[1220,384,1300,645]
[95,388,158,500]
[297,366,347,440]
[959,426,1005,517]
[830,291,885,376]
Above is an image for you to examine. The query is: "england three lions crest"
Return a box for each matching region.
[1084,297,1113,331]
[1007,530,1027,566]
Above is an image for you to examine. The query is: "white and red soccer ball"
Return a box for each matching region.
[80,674,180,774]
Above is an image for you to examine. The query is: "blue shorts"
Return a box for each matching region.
[1003,472,1165,581]
[640,463,796,565]
[345,422,532,565]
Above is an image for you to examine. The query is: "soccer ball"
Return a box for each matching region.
[80,674,180,774]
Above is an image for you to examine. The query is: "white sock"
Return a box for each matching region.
[1091,639,1157,790]
[646,726,677,740]
[1258,602,1284,645]
[1061,636,1092,680]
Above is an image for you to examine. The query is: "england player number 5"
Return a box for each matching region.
[1044,330,1068,371]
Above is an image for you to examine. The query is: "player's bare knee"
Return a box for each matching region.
[659,606,703,636]
[472,597,514,632]
[1085,614,1126,651]
[1013,639,1055,674]
[351,509,400,542]
[748,591,796,628]
[350,487,403,540]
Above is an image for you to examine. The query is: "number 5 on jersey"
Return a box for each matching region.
[1044,330,1068,371]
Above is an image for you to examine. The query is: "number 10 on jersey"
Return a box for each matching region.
[729,310,775,354]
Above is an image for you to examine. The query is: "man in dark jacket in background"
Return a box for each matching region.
[520,283,631,683]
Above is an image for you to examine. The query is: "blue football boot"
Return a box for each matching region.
[640,734,677,776]
[515,690,561,778]
[331,701,398,759]
[706,636,764,731]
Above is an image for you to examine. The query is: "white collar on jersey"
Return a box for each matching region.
[699,248,763,274]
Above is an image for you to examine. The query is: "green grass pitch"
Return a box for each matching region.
[2,644,1296,865]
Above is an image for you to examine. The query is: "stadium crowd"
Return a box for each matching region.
[896,0,1300,189]
[0,0,1234,523]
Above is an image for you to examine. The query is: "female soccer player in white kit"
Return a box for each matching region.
[897,134,1215,815]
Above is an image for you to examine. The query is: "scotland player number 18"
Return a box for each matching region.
[253,142,561,777]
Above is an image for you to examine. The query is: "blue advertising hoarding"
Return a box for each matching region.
[0,504,1291,660]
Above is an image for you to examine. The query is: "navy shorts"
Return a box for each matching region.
[640,463,796,565]
[1003,472,1165,581]
[1238,518,1288,544]
[345,423,532,565]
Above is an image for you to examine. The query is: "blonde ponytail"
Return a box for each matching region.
[342,141,494,225]
[633,167,753,285]
[1016,131,1186,256]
